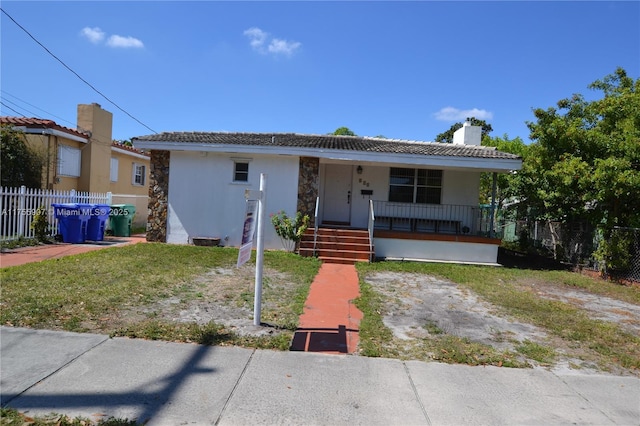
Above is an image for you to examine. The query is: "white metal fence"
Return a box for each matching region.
[0,186,112,241]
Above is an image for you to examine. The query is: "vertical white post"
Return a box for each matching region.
[253,173,267,326]
[17,185,26,237]
[490,172,497,238]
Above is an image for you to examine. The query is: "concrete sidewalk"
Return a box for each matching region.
[2,327,639,425]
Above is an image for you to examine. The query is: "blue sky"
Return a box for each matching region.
[1,1,638,143]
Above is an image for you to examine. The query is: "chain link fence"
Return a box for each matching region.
[503,220,639,284]
[604,227,640,283]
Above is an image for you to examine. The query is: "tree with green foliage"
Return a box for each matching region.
[331,127,356,136]
[435,117,493,143]
[514,68,640,268]
[1,124,43,188]
[479,134,529,208]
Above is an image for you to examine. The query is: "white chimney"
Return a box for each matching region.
[452,121,482,146]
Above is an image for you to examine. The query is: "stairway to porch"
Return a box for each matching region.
[299,227,373,264]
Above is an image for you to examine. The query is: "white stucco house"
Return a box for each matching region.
[132,123,522,265]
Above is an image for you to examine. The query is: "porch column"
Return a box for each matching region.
[296,157,319,219]
[147,150,170,242]
[490,172,497,238]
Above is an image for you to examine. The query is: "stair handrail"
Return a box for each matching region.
[313,196,320,257]
[368,199,375,262]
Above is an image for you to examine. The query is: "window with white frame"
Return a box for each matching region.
[132,163,145,186]
[233,160,250,182]
[389,167,442,204]
[110,157,119,182]
[57,145,81,177]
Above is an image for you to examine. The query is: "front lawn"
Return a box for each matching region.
[2,242,639,375]
[0,243,320,350]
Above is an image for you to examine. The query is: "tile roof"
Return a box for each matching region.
[133,132,521,160]
[111,141,150,157]
[0,116,89,139]
[1,116,148,156]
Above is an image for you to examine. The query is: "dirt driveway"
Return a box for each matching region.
[115,262,639,376]
[364,271,640,376]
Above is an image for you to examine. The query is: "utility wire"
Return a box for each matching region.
[0,101,25,116]
[1,90,77,127]
[1,95,119,148]
[1,97,48,120]
[1,8,158,134]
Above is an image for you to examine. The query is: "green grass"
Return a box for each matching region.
[353,270,529,367]
[3,241,639,372]
[0,407,137,425]
[0,236,51,250]
[356,261,640,372]
[353,278,395,357]
[0,244,320,349]
[421,335,527,367]
[516,340,557,364]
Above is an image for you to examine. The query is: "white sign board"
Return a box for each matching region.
[237,199,258,267]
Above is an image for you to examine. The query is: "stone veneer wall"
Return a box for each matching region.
[147,150,170,242]
[296,157,319,219]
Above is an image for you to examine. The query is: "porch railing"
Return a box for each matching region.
[371,201,496,237]
[368,199,375,261]
[313,196,320,256]
[1,185,112,241]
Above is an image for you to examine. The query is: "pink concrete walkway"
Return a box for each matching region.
[0,235,146,268]
[290,262,363,354]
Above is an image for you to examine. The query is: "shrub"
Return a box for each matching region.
[30,205,50,242]
[270,210,310,252]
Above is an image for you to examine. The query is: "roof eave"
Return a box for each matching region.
[133,140,522,172]
[111,146,150,160]
[20,127,89,143]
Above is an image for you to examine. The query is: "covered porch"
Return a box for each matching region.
[302,197,503,265]
[367,199,503,265]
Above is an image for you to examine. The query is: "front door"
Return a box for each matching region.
[322,164,352,224]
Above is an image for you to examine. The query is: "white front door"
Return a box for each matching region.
[322,164,352,224]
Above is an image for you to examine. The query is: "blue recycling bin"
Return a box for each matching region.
[52,203,87,243]
[86,204,110,241]
[76,203,92,240]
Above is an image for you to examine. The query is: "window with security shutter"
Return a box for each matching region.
[57,145,81,177]
[110,157,119,182]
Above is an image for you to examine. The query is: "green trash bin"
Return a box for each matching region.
[109,204,136,237]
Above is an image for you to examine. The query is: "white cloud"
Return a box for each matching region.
[80,27,105,44]
[244,27,268,49]
[106,35,144,49]
[268,38,301,56]
[244,27,301,56]
[81,27,144,49]
[434,107,493,121]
